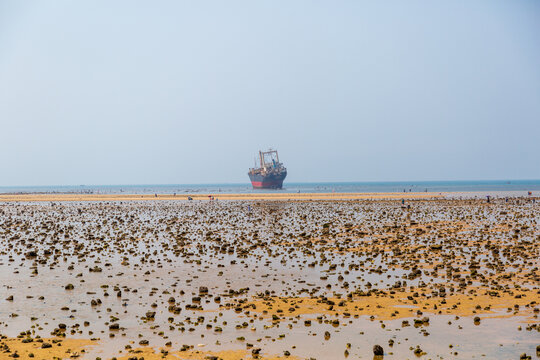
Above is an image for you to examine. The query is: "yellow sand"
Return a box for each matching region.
[116,347,297,360]
[238,289,538,321]
[0,337,96,360]
[0,192,442,202]
[0,338,296,360]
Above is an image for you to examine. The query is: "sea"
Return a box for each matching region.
[1,180,539,195]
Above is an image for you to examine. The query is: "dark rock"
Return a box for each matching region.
[373,345,384,356]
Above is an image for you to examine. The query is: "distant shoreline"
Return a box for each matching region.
[0,191,536,202]
[0,180,539,198]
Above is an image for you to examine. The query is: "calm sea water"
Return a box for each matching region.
[1,180,539,195]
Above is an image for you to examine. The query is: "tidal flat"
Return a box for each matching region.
[0,198,538,359]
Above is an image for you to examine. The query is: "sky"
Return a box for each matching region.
[1,0,539,186]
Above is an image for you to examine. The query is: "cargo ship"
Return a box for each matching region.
[248,149,287,189]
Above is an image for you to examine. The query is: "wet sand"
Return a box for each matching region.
[0,197,538,359]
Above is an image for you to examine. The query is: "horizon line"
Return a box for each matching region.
[1,179,539,188]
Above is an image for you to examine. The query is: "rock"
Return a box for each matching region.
[373,344,384,356]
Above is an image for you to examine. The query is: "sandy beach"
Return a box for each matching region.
[0,197,537,359]
[0,192,444,202]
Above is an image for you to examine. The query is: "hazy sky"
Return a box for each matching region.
[1,1,539,186]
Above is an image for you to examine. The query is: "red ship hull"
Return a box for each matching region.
[248,171,287,189]
[251,180,283,189]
